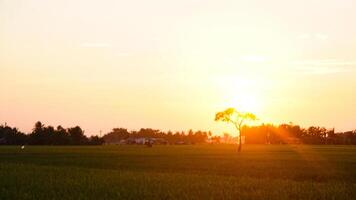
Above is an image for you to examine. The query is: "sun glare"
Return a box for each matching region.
[217,77,263,114]
[226,95,261,114]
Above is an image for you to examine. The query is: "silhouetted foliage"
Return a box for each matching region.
[0,124,27,145]
[68,126,88,145]
[1,121,356,145]
[243,123,356,145]
[102,128,208,145]
[102,128,130,143]
[0,121,103,145]
[215,108,257,152]
[88,136,105,145]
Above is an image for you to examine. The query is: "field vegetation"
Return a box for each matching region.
[0,145,355,199]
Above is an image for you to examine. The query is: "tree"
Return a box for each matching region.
[88,135,105,145]
[0,125,27,145]
[34,121,44,131]
[54,125,70,145]
[215,108,257,152]
[68,126,87,145]
[103,128,130,144]
[30,121,47,145]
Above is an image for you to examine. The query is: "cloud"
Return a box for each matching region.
[297,33,328,40]
[315,33,328,40]
[292,60,356,66]
[115,52,130,57]
[240,55,269,63]
[294,66,351,74]
[298,34,311,40]
[292,59,355,75]
[80,42,112,48]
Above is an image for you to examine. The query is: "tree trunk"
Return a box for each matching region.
[238,128,242,152]
[238,135,242,152]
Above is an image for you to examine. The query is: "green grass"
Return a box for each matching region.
[0,145,355,199]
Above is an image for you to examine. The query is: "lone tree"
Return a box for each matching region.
[215,108,257,152]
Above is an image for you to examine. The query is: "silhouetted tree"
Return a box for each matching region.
[89,136,105,145]
[215,108,257,152]
[29,121,47,145]
[68,126,87,145]
[1,121,356,146]
[0,124,27,145]
[103,128,130,143]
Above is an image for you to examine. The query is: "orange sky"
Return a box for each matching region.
[1,0,356,135]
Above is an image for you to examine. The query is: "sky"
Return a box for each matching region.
[1,0,356,135]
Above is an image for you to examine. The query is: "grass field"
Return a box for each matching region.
[0,145,355,199]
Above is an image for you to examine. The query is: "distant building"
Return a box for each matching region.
[284,137,302,144]
[105,137,167,145]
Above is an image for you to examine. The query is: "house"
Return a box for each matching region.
[116,137,168,145]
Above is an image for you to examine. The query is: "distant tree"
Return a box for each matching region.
[103,128,130,143]
[68,126,87,145]
[88,135,105,145]
[4,120,356,146]
[0,125,27,145]
[215,108,257,152]
[208,131,212,137]
[34,121,44,131]
[138,128,160,138]
[187,129,194,143]
[193,130,208,144]
[30,121,47,145]
[211,135,221,144]
[54,125,70,145]
[166,130,173,144]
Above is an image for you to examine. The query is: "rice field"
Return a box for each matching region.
[0,145,355,199]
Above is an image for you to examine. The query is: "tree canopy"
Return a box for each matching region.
[215,108,257,152]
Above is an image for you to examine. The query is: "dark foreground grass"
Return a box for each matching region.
[0,145,355,199]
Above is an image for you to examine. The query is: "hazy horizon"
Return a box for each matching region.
[1,0,356,135]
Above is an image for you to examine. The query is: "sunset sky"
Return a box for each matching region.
[1,0,355,135]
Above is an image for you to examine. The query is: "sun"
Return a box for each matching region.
[226,94,261,113]
[217,77,263,114]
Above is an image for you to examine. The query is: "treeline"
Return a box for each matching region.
[0,122,209,145]
[1,122,356,145]
[0,122,104,145]
[103,128,209,144]
[242,123,356,145]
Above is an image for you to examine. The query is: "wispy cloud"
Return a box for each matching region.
[292,60,356,66]
[297,34,311,40]
[292,59,355,75]
[294,66,351,75]
[297,33,328,40]
[240,55,269,63]
[80,42,112,48]
[315,33,328,40]
[222,55,270,66]
[115,52,130,57]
